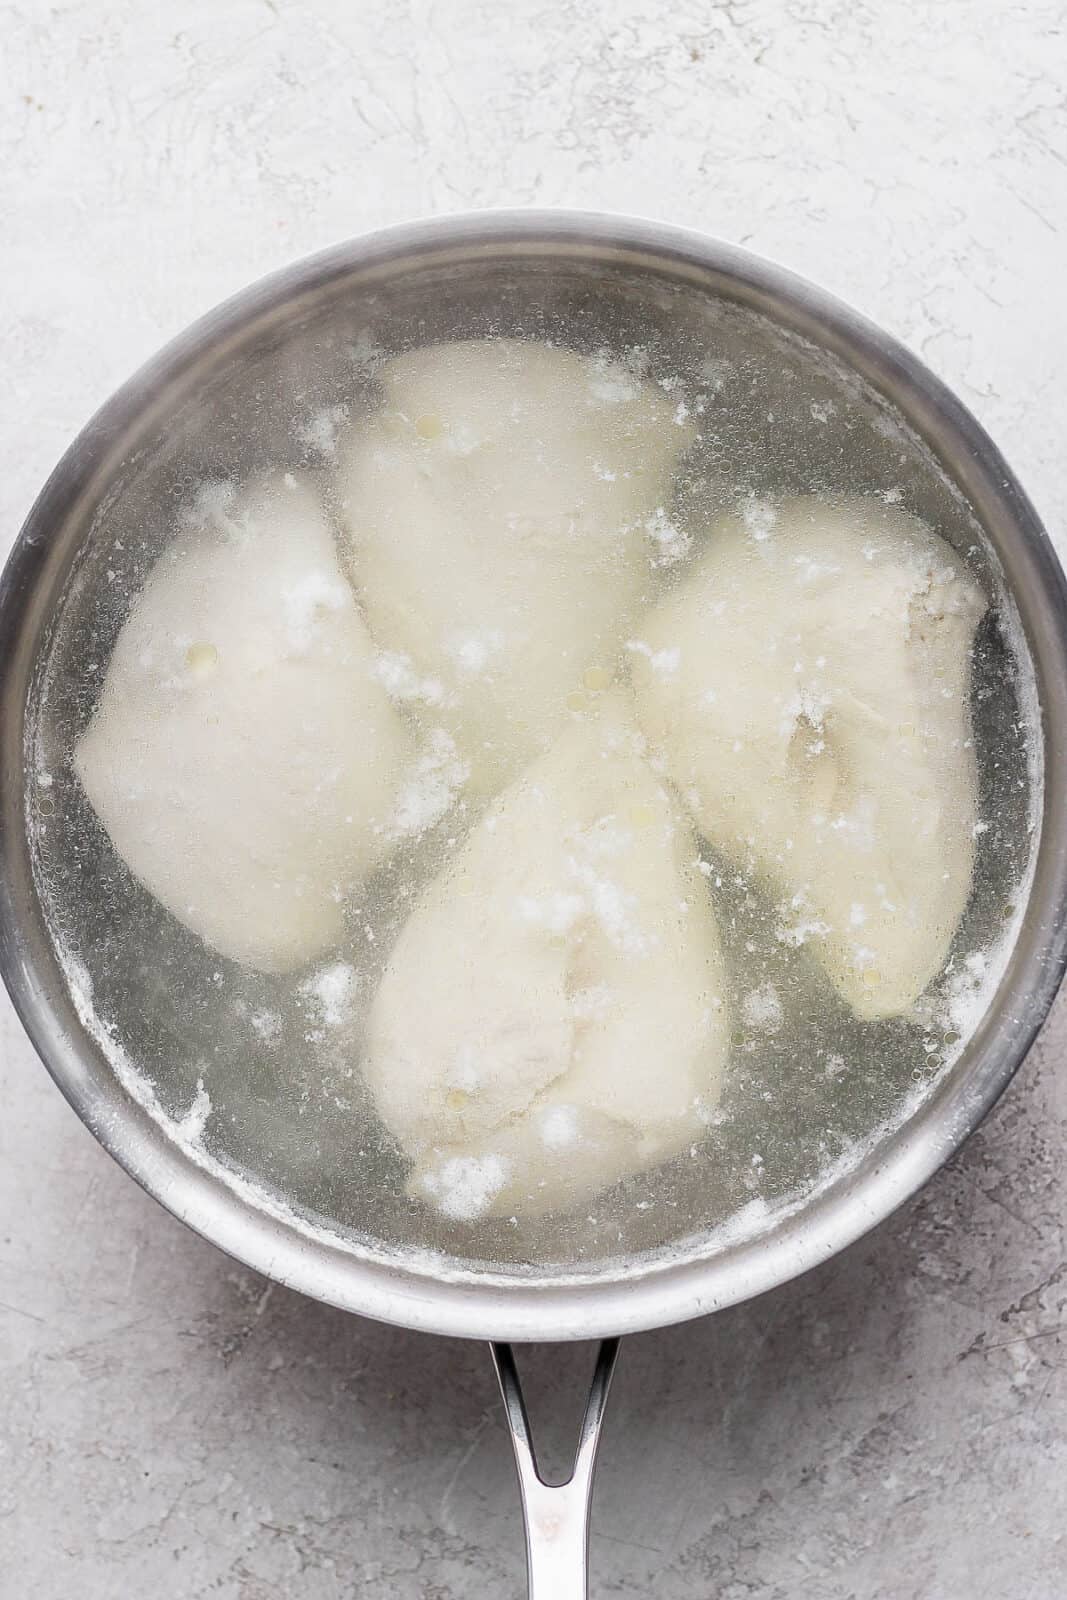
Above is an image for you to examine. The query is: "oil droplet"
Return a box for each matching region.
[446,1089,469,1111]
[566,690,589,713]
[629,803,656,827]
[186,641,219,678]
[415,413,443,440]
[583,665,611,692]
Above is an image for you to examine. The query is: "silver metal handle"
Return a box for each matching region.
[490,1338,620,1599]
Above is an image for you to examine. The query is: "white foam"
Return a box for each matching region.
[515,891,585,935]
[540,1105,579,1149]
[295,404,349,461]
[390,729,469,837]
[371,650,447,706]
[445,630,504,677]
[281,571,349,653]
[299,962,358,1029]
[742,982,784,1034]
[418,1154,510,1222]
[645,506,692,567]
[626,638,681,677]
[250,1009,282,1045]
[742,496,777,542]
[178,1078,212,1140]
[587,351,640,405]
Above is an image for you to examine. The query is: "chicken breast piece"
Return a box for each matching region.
[631,496,988,1019]
[337,338,696,797]
[364,690,730,1220]
[75,475,413,973]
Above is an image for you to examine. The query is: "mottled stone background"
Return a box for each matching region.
[2,2,1066,1595]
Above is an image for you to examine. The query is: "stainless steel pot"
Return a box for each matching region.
[3,212,1067,1597]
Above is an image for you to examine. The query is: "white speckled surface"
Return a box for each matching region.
[2,3,1067,1595]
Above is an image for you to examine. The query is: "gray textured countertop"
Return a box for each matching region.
[2,2,1066,1595]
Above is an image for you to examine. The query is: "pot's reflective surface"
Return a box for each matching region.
[2,212,1066,1340]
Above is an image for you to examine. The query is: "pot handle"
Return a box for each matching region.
[490,1338,621,1599]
